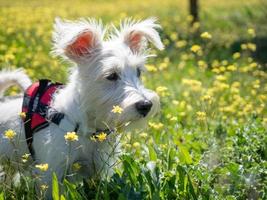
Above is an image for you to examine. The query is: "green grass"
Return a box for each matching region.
[0,0,267,199]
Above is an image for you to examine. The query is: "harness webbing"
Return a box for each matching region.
[22,79,65,157]
[22,79,113,159]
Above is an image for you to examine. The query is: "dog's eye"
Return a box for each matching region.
[137,68,141,78]
[106,72,119,81]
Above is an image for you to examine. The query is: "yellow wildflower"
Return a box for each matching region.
[172,100,179,105]
[40,184,49,191]
[241,43,248,50]
[170,116,178,121]
[133,142,140,149]
[4,129,16,140]
[19,112,26,119]
[198,60,207,70]
[156,86,169,97]
[96,132,107,142]
[91,132,107,142]
[227,65,237,71]
[140,132,148,139]
[149,122,164,130]
[72,162,82,171]
[145,64,157,72]
[111,105,123,114]
[170,32,178,41]
[35,163,49,172]
[196,112,207,121]
[187,15,194,22]
[21,153,31,163]
[232,52,241,59]
[182,79,202,91]
[159,62,168,71]
[247,43,256,51]
[175,40,187,48]
[216,75,227,81]
[64,132,79,142]
[190,45,201,53]
[202,95,211,102]
[200,32,212,39]
[247,28,256,37]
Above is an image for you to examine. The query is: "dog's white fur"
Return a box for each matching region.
[0,17,163,194]
[0,69,32,97]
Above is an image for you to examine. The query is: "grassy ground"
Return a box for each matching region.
[0,0,266,199]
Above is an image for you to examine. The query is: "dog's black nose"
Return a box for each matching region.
[135,100,152,117]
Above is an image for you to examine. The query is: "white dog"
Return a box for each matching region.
[0,17,163,194]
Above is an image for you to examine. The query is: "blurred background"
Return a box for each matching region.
[0,0,266,80]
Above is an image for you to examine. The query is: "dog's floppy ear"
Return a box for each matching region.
[52,17,104,62]
[118,18,164,53]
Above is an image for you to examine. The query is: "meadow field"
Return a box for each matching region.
[0,0,267,199]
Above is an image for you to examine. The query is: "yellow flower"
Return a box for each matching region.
[133,142,140,149]
[216,75,227,81]
[170,116,178,121]
[201,95,212,104]
[247,28,256,37]
[140,132,148,139]
[200,32,212,39]
[72,162,82,171]
[96,132,107,142]
[190,45,201,53]
[241,43,248,50]
[227,65,237,71]
[156,86,169,97]
[172,100,179,105]
[111,105,123,114]
[40,184,49,191]
[186,15,194,22]
[64,132,79,142]
[4,129,16,140]
[232,52,241,59]
[149,122,164,130]
[247,43,256,52]
[159,62,168,71]
[198,60,207,70]
[19,112,26,119]
[175,40,187,48]
[91,132,107,142]
[182,79,202,91]
[35,163,49,172]
[145,64,157,72]
[21,153,31,163]
[196,111,207,121]
[170,32,178,41]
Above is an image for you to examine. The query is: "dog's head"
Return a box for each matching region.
[52,18,164,131]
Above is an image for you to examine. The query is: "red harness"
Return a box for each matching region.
[22,79,66,157]
[22,79,111,158]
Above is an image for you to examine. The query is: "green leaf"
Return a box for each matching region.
[179,146,193,164]
[0,192,4,200]
[167,148,176,170]
[64,179,83,200]
[52,173,60,200]
[60,195,66,200]
[122,155,139,187]
[187,174,197,200]
[148,145,157,161]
